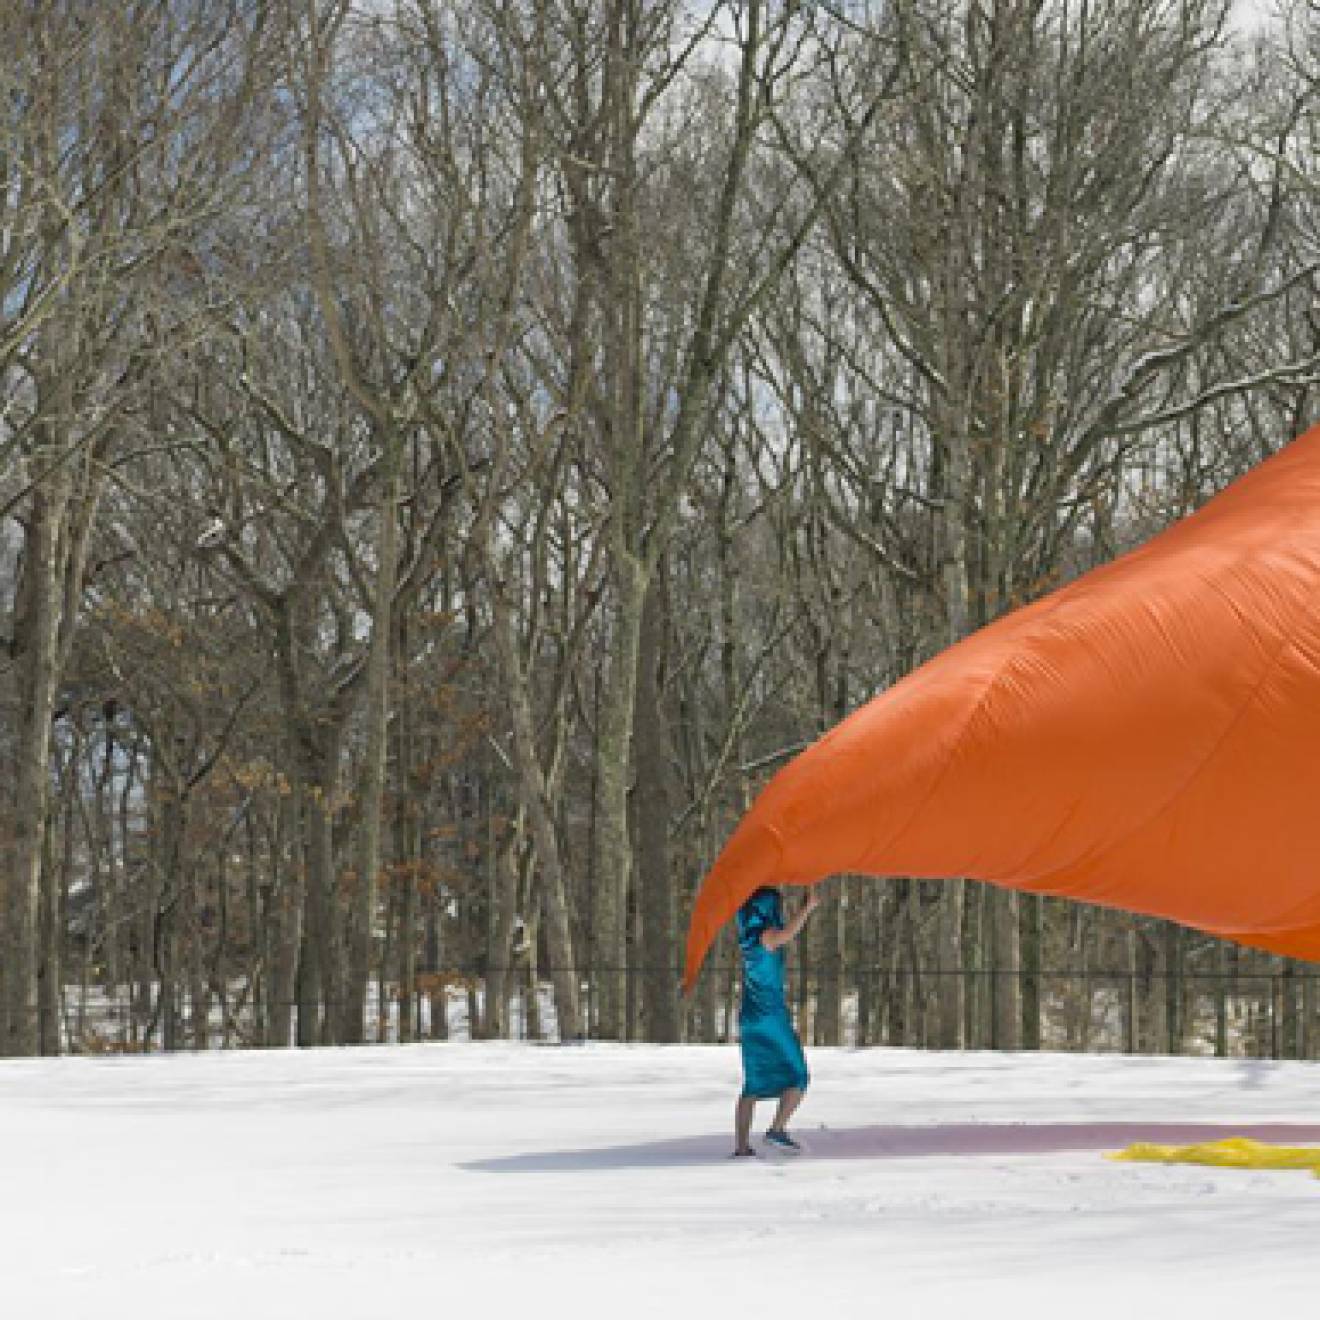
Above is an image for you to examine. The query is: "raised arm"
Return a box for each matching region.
[761,887,822,950]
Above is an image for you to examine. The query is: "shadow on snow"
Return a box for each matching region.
[462,1122,1320,1173]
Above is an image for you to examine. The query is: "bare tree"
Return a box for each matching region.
[1,0,272,1055]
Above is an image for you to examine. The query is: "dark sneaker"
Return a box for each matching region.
[764,1128,802,1153]
[730,1147,759,1158]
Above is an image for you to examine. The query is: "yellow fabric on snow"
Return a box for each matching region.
[1110,1137,1320,1174]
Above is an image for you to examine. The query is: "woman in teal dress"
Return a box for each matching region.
[733,885,821,1156]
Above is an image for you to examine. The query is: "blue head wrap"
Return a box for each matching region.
[736,887,783,953]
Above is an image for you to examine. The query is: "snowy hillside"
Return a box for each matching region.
[4,1043,1320,1318]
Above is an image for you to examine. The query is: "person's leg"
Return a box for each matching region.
[769,1086,803,1134]
[734,1096,756,1153]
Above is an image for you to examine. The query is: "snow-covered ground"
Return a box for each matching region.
[4,1043,1320,1318]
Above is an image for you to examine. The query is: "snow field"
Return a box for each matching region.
[3,1043,1320,1318]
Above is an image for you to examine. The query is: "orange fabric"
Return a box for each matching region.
[684,423,1320,991]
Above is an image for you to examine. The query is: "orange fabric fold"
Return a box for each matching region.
[685,424,1320,990]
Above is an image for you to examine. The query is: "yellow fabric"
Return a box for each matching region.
[1110,1137,1320,1174]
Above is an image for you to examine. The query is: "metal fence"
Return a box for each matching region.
[32,964,1320,1059]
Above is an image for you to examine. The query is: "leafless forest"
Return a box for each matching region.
[5,0,1320,1059]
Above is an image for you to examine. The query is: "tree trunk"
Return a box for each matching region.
[1302,961,1315,1061]
[936,411,973,1050]
[1021,894,1042,1050]
[484,836,521,1040]
[1281,959,1299,1059]
[591,554,647,1039]
[935,882,965,1050]
[1164,923,1182,1055]
[1144,926,1167,1054]
[393,691,418,1046]
[37,800,62,1056]
[297,732,342,1048]
[991,888,1022,1050]
[1124,922,1139,1054]
[695,823,722,1043]
[157,778,191,1054]
[633,581,679,1042]
[3,471,71,1056]
[490,592,582,1041]
[815,885,845,1047]
[343,454,400,1044]
[1214,941,1230,1058]
[266,772,303,1048]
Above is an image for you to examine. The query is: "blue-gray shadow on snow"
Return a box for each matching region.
[461,1122,1320,1173]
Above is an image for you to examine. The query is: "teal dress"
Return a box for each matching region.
[737,888,810,1100]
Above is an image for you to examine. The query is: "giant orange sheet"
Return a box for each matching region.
[684,424,1320,990]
